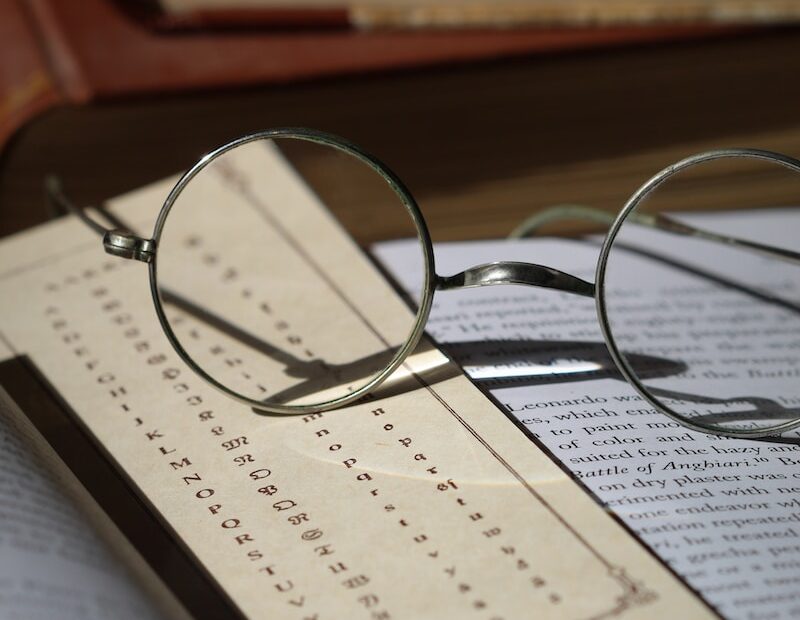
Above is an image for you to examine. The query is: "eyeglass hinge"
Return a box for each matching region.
[103,230,156,263]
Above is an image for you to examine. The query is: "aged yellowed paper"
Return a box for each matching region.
[0,142,714,618]
[162,0,800,28]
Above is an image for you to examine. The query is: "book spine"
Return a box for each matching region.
[155,6,352,29]
[25,0,92,102]
[0,0,65,150]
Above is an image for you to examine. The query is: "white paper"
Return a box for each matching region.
[374,208,800,620]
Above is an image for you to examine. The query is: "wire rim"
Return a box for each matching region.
[147,128,437,415]
[596,148,800,439]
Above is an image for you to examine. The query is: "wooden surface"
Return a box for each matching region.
[2,26,800,243]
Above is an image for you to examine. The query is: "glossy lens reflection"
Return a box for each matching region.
[602,155,800,435]
[154,135,428,410]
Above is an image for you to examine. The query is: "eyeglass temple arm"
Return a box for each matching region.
[47,177,325,374]
[45,175,109,236]
[510,204,800,267]
[45,176,156,263]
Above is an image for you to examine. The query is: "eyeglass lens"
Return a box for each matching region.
[154,137,427,409]
[602,155,800,435]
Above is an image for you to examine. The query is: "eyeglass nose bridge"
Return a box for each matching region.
[435,261,595,298]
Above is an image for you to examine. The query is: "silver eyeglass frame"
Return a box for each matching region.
[51,130,800,437]
[596,149,800,439]
[150,128,438,416]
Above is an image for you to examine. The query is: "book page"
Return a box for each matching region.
[160,0,800,27]
[374,208,800,619]
[0,142,710,618]
[0,384,166,620]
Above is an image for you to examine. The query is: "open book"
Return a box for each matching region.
[0,142,713,618]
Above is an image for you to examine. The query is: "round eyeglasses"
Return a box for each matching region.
[52,128,800,439]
